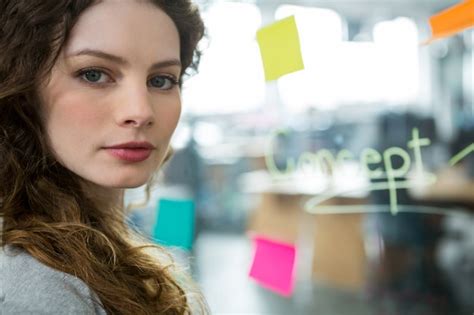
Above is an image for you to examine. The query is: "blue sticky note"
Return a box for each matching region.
[152,198,195,250]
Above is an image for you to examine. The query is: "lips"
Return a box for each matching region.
[105,148,153,162]
[105,141,155,149]
[104,141,155,162]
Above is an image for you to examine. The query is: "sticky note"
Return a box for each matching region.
[248,235,297,296]
[256,15,305,81]
[152,198,195,250]
[426,0,474,43]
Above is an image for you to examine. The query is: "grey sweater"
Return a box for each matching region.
[0,245,107,314]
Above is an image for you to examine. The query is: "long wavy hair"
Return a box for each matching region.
[0,1,207,314]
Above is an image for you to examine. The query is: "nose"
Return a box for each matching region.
[116,81,155,129]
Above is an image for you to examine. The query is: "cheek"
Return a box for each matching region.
[64,89,107,115]
[157,98,181,136]
[46,93,106,147]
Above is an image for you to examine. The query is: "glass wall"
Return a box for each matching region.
[126,1,474,314]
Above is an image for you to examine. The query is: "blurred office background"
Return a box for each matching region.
[125,0,474,314]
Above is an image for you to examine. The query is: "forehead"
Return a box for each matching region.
[62,0,180,62]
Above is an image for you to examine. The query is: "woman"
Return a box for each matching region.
[0,0,207,314]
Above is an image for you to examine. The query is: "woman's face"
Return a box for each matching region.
[39,0,181,189]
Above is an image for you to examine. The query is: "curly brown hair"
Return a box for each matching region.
[0,0,207,314]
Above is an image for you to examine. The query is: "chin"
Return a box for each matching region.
[120,181,149,189]
[116,178,150,188]
[95,173,152,189]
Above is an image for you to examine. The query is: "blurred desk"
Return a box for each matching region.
[240,170,370,291]
[410,166,474,210]
[238,169,369,197]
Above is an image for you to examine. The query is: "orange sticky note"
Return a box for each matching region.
[426,0,474,43]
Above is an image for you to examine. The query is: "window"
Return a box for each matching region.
[275,5,420,111]
[182,2,265,115]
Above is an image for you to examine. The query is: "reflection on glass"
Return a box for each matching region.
[129,2,474,315]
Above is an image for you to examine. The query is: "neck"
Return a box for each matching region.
[80,181,125,211]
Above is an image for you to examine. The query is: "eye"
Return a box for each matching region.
[77,68,111,84]
[148,75,179,90]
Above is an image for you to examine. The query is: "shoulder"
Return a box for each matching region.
[0,245,107,315]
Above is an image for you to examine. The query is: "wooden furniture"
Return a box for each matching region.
[410,166,474,210]
[243,170,370,291]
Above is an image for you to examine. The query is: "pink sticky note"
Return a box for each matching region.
[248,235,297,297]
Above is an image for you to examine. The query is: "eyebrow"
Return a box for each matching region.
[66,49,182,71]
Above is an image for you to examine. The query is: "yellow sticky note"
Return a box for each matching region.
[257,16,304,82]
[425,0,474,43]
